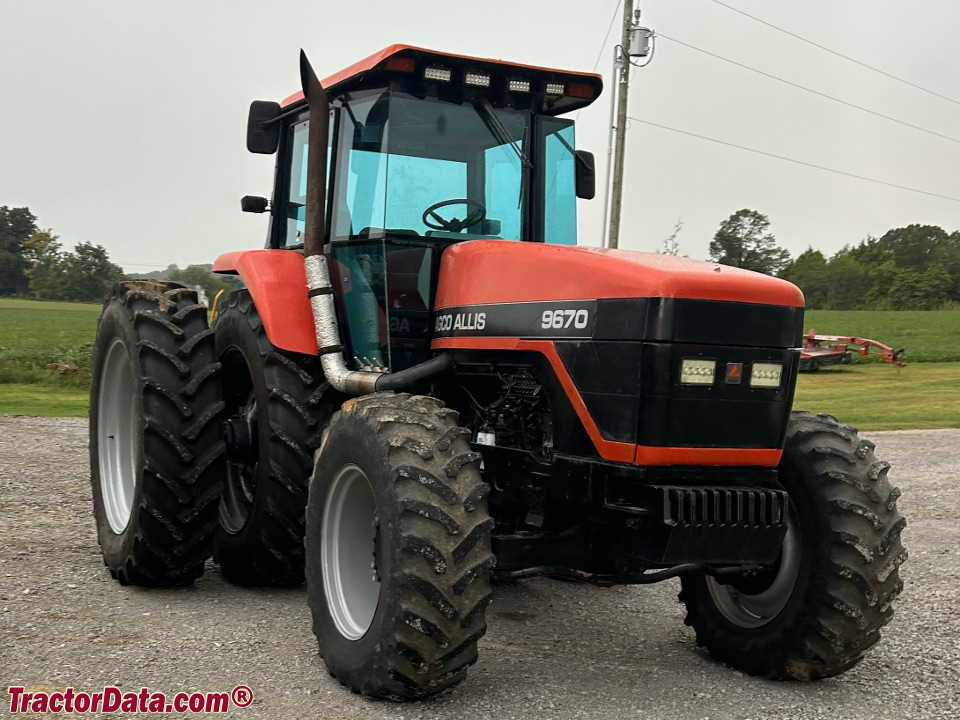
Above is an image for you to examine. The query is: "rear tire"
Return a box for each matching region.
[679,411,907,679]
[306,393,495,700]
[213,290,339,586]
[90,281,225,586]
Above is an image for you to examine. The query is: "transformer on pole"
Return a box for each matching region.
[605,2,653,249]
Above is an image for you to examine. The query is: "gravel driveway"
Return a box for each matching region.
[1,416,957,719]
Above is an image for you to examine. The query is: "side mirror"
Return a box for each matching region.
[241,195,269,213]
[246,100,282,154]
[575,150,596,200]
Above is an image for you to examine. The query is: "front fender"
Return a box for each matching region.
[213,250,318,355]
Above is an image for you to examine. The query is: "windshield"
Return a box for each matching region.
[330,91,527,241]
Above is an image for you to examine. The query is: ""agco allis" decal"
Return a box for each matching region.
[432,300,596,339]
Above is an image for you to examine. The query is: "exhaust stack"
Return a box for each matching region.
[298,51,453,395]
[299,51,379,395]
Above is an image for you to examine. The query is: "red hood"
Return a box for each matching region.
[435,241,804,309]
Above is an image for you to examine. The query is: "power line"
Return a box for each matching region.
[591,0,623,72]
[657,33,960,147]
[626,116,960,204]
[709,0,960,108]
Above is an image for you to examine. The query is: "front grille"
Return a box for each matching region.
[614,484,790,566]
[665,486,789,528]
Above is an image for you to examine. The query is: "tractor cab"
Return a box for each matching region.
[244,45,601,371]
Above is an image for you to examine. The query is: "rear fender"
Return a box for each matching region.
[213,250,318,355]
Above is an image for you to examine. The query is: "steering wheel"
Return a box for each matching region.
[422,199,486,233]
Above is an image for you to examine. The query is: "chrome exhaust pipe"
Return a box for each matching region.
[299,51,450,395]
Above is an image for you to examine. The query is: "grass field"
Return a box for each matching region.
[804,309,960,363]
[0,384,89,417]
[794,362,960,431]
[0,298,100,387]
[1,298,958,427]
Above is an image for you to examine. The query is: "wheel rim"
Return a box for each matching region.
[321,464,381,640]
[705,509,801,629]
[98,338,139,534]
[220,390,257,534]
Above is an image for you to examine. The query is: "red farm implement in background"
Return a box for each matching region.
[800,329,906,372]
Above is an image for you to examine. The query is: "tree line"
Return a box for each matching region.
[1,206,241,303]
[5,203,958,310]
[703,209,960,310]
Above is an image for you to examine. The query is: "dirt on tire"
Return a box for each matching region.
[680,411,907,679]
[214,289,340,586]
[306,393,495,700]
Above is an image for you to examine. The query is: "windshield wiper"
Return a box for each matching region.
[475,99,532,170]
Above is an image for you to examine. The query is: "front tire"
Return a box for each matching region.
[306,393,495,700]
[90,281,225,586]
[679,411,907,680]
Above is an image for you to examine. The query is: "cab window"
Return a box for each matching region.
[280,115,332,247]
[541,119,577,246]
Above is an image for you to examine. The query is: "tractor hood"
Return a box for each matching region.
[434,240,804,309]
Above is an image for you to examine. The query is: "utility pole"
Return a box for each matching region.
[606,2,653,249]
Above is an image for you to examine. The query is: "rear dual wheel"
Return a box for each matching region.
[90,281,225,586]
[213,290,339,586]
[306,393,495,700]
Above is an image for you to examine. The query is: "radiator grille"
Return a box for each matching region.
[664,486,788,528]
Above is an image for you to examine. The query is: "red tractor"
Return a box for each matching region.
[89,46,906,701]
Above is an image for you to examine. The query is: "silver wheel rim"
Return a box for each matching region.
[321,464,380,640]
[705,510,801,628]
[98,338,139,534]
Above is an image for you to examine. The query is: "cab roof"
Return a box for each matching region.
[280,44,603,115]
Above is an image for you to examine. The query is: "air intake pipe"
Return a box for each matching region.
[298,51,452,395]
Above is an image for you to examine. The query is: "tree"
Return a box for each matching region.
[59,242,125,302]
[23,230,65,300]
[709,209,791,275]
[822,255,870,310]
[659,219,684,256]
[887,265,952,310]
[0,206,38,295]
[780,248,828,309]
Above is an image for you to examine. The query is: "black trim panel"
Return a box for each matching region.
[434,298,803,348]
[556,340,800,448]
[594,298,804,348]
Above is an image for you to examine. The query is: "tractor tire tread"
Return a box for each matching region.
[90,280,224,587]
[213,289,338,587]
[679,409,906,680]
[308,393,494,700]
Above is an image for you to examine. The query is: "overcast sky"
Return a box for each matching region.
[2,0,959,272]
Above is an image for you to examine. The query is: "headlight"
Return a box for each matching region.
[680,358,716,385]
[750,362,783,388]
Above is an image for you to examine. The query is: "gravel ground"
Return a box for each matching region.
[1,416,957,719]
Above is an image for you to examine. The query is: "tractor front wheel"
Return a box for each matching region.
[679,411,907,679]
[306,393,495,700]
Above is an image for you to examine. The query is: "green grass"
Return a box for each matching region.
[0,384,89,417]
[803,310,960,363]
[0,298,100,387]
[794,362,960,431]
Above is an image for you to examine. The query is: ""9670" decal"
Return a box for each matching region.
[541,309,589,330]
